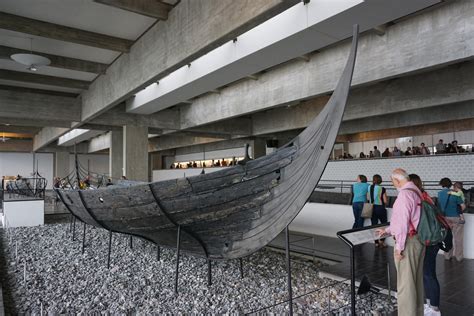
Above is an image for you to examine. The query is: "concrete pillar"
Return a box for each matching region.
[55,152,70,178]
[123,125,148,181]
[251,138,267,159]
[109,130,123,181]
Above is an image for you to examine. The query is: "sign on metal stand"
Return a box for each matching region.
[336,223,390,315]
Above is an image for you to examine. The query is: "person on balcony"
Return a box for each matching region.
[435,139,445,154]
[420,143,430,155]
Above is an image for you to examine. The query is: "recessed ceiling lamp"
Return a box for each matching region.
[1,132,11,143]
[10,38,50,72]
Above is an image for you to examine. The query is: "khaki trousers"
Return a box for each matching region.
[394,236,425,316]
[444,217,464,261]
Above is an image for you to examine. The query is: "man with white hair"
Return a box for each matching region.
[376,168,425,316]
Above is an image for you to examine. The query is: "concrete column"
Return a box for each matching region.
[109,130,123,181]
[123,125,148,181]
[251,138,267,159]
[55,152,70,178]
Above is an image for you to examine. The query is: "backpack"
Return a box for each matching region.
[405,188,451,248]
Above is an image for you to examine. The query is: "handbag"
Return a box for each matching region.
[361,185,375,218]
[361,202,373,218]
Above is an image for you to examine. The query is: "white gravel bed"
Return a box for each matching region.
[0,223,395,314]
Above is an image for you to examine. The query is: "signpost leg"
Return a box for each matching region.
[350,246,356,315]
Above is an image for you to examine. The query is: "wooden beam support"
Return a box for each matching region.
[0,69,90,89]
[0,45,108,74]
[0,11,133,52]
[94,0,172,20]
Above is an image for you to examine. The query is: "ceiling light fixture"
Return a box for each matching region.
[10,38,51,72]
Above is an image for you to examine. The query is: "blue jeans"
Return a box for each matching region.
[424,244,440,307]
[352,202,365,228]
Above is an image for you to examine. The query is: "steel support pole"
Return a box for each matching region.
[207,259,212,286]
[239,258,244,279]
[107,230,112,269]
[387,261,392,305]
[72,217,76,241]
[69,214,73,233]
[129,236,133,249]
[285,226,293,316]
[157,245,161,261]
[82,222,86,254]
[175,225,181,294]
[350,247,356,315]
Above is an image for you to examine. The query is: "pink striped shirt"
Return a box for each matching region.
[385,181,422,252]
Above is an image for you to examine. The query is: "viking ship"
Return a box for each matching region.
[56,25,359,261]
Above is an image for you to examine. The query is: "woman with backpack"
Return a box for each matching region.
[369,174,389,248]
[409,174,441,316]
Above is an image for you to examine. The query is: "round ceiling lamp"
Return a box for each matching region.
[10,38,51,71]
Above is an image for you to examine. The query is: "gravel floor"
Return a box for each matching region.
[0,223,396,314]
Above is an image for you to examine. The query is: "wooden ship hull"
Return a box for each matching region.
[57,25,359,261]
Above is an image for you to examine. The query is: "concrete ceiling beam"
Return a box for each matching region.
[339,100,474,135]
[33,127,70,151]
[89,104,179,130]
[0,69,90,89]
[80,0,299,122]
[252,60,474,136]
[179,0,473,129]
[0,11,133,52]
[0,88,80,122]
[93,0,173,20]
[0,45,108,74]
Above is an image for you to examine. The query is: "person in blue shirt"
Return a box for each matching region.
[369,174,389,247]
[351,175,369,228]
[437,177,466,261]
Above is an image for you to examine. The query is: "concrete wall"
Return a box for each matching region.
[68,154,109,176]
[0,152,53,188]
[0,152,109,189]
[322,153,474,184]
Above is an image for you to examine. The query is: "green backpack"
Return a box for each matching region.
[405,189,449,246]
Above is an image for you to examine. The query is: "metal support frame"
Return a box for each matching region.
[149,183,212,292]
[130,236,133,249]
[285,225,293,316]
[72,216,76,241]
[157,245,161,261]
[387,262,392,305]
[175,225,181,294]
[207,259,212,286]
[107,230,113,269]
[82,222,86,254]
[239,258,244,279]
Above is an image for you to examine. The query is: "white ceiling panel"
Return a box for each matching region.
[0,29,120,64]
[0,79,82,94]
[0,0,156,40]
[0,59,97,81]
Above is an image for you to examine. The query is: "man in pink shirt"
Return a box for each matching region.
[376,168,425,316]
